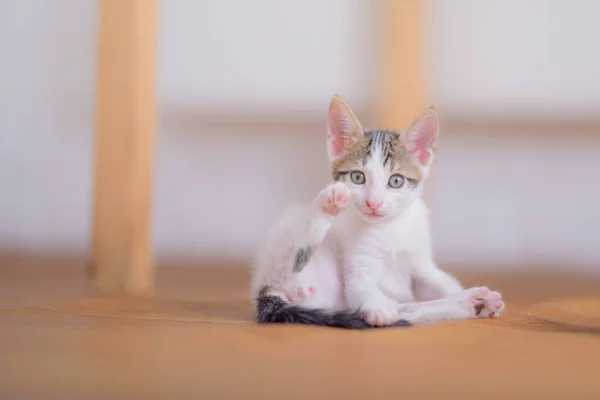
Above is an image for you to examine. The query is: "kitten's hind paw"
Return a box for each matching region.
[480,290,504,318]
[462,287,505,318]
[285,285,317,305]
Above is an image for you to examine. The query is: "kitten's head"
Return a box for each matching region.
[327,95,438,221]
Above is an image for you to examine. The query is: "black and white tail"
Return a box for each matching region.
[255,286,410,330]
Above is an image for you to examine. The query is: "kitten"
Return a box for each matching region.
[250,96,504,329]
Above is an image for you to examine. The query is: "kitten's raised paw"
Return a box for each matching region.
[462,287,505,318]
[360,299,400,327]
[317,182,350,216]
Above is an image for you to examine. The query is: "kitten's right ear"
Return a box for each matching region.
[327,96,364,162]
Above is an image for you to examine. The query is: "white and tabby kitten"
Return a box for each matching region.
[251,96,504,328]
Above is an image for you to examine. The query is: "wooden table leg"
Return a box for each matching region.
[90,0,158,295]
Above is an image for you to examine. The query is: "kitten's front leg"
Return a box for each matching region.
[291,182,349,275]
[412,256,463,301]
[345,259,400,327]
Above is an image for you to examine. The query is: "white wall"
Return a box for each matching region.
[432,129,600,268]
[426,0,600,120]
[159,0,378,114]
[0,0,376,257]
[0,0,97,253]
[0,0,599,270]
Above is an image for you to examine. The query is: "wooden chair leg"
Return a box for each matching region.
[90,0,158,295]
[377,0,426,129]
[376,0,427,129]
[377,0,435,201]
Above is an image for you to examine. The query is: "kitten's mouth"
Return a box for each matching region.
[357,206,385,218]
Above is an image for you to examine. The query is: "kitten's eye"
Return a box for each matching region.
[350,171,365,185]
[388,174,405,189]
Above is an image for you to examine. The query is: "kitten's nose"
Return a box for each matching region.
[366,200,382,210]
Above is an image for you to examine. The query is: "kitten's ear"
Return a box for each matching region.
[327,95,364,162]
[401,108,439,166]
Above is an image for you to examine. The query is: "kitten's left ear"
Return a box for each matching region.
[401,108,439,166]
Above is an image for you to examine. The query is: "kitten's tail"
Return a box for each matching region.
[255,286,410,330]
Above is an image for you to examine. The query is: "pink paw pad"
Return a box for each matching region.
[472,300,485,315]
[489,293,502,301]
[469,296,480,305]
[334,191,348,203]
[285,285,317,304]
[466,287,505,318]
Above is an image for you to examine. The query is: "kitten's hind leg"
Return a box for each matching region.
[412,257,464,301]
[397,287,505,325]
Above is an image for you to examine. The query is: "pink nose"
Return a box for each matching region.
[366,200,382,210]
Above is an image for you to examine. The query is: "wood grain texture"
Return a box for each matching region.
[0,256,599,398]
[91,0,158,295]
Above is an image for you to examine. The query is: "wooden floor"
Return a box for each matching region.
[1,256,599,399]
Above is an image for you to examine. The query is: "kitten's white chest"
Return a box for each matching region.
[367,226,417,302]
[357,204,429,302]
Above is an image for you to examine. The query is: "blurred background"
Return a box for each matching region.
[1,0,599,272]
